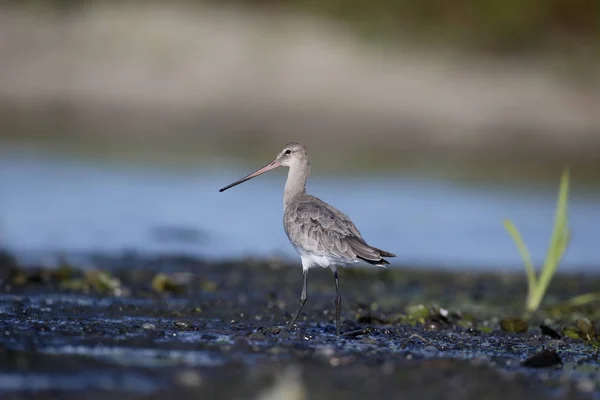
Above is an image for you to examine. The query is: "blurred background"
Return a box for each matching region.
[1,0,599,270]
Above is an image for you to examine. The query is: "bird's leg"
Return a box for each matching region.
[333,269,342,335]
[288,269,308,331]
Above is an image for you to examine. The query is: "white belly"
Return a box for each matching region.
[299,252,359,272]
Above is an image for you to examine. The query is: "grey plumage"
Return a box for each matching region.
[284,195,393,266]
[219,141,396,335]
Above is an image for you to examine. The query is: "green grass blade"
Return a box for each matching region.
[537,169,570,304]
[548,291,600,317]
[503,219,536,296]
[562,292,600,308]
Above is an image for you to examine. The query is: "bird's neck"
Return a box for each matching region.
[284,161,309,209]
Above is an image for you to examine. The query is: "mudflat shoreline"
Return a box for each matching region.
[0,253,599,399]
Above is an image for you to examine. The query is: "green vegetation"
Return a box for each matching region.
[562,318,600,353]
[283,0,600,55]
[151,273,186,294]
[499,317,528,333]
[61,269,123,295]
[8,0,600,56]
[503,168,570,313]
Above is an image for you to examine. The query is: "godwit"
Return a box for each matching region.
[219,142,395,335]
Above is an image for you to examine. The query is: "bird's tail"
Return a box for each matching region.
[357,247,396,266]
[347,237,396,266]
[373,247,396,258]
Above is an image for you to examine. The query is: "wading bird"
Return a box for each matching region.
[219,142,395,335]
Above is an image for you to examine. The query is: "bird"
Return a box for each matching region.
[219,142,395,335]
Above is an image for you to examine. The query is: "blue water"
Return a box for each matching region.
[1,148,599,270]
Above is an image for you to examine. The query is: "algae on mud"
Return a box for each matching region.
[0,252,599,399]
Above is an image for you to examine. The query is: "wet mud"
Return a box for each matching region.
[0,252,599,399]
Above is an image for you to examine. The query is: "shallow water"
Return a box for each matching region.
[1,147,600,270]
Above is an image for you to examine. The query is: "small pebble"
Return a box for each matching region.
[500,317,528,333]
[522,349,562,368]
[254,365,306,400]
[539,324,561,339]
[317,346,335,357]
[267,346,286,355]
[176,370,203,387]
[141,323,156,330]
[174,321,189,329]
[577,378,597,393]
[425,320,443,331]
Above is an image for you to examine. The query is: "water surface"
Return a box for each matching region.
[1,148,599,270]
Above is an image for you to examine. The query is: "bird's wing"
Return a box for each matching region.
[285,196,385,263]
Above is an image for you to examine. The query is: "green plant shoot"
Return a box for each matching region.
[503,169,571,312]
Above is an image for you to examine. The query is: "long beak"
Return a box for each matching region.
[219,159,281,192]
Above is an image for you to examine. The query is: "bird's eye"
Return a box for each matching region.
[285,149,291,155]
